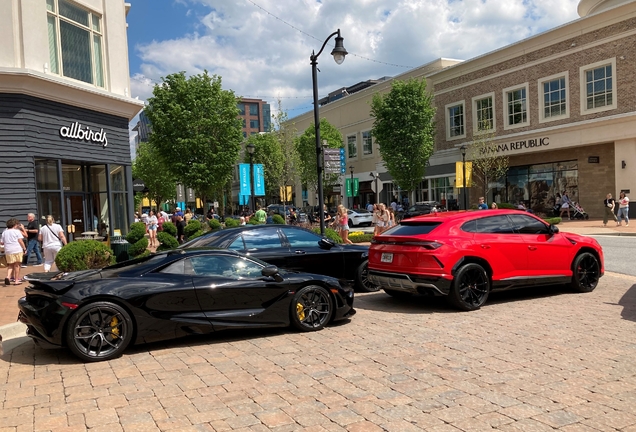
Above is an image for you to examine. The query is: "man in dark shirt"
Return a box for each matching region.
[23,213,43,267]
[176,215,186,244]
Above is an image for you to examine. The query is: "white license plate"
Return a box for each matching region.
[381,253,393,263]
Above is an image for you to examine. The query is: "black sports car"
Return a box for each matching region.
[18,250,355,362]
[181,225,379,292]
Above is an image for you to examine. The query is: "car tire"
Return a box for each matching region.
[449,263,490,311]
[356,261,380,292]
[290,285,333,332]
[348,219,354,228]
[570,252,600,293]
[66,301,134,362]
[383,289,413,299]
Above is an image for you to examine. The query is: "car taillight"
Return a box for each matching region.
[402,241,443,250]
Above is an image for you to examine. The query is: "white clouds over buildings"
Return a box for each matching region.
[129,0,580,114]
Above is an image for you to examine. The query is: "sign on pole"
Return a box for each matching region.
[253,164,265,196]
[345,178,359,197]
[324,148,346,174]
[455,161,473,188]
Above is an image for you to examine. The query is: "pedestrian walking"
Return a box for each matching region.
[23,213,43,267]
[603,193,617,227]
[617,191,630,226]
[176,215,186,244]
[387,207,396,228]
[148,210,158,248]
[1,218,27,285]
[39,215,67,273]
[559,191,572,220]
[336,205,353,244]
[376,204,389,234]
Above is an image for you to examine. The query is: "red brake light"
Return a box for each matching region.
[61,302,78,310]
[402,241,443,250]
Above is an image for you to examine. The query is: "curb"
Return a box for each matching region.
[588,232,636,236]
[0,322,28,356]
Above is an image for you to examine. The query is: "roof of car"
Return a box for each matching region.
[403,209,533,223]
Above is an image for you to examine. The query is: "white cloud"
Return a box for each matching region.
[130,0,580,117]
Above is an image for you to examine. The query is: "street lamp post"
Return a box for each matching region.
[247,143,256,214]
[311,29,348,235]
[349,165,354,209]
[460,145,467,210]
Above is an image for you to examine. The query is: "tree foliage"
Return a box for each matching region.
[271,100,299,202]
[295,118,343,191]
[132,141,176,208]
[145,71,243,198]
[370,78,435,195]
[244,132,284,203]
[466,122,509,197]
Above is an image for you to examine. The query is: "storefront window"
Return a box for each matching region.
[91,192,109,236]
[431,177,455,208]
[37,192,62,224]
[112,192,128,236]
[62,164,83,191]
[110,165,126,191]
[504,161,578,213]
[35,160,59,190]
[90,165,107,192]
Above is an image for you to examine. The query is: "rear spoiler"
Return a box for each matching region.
[24,272,76,293]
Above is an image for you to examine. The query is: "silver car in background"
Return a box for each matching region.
[347,209,373,227]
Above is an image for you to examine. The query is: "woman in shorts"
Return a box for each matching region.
[336,205,353,244]
[1,218,27,285]
[148,210,158,248]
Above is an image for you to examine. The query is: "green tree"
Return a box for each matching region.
[295,118,343,193]
[132,141,176,209]
[466,122,509,198]
[370,78,435,197]
[145,71,243,204]
[244,132,283,204]
[272,100,299,204]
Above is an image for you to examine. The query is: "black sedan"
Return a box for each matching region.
[182,225,379,292]
[18,250,355,362]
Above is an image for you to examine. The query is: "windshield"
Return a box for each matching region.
[381,222,441,236]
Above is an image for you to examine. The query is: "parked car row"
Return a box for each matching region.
[18,209,603,362]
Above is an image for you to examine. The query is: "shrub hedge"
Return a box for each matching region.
[157,231,179,251]
[544,217,562,225]
[348,232,374,243]
[272,214,285,224]
[55,240,115,272]
[126,222,149,257]
[225,218,240,228]
[208,219,222,231]
[312,227,342,243]
[162,221,177,236]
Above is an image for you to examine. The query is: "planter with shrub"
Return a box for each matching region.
[272,214,285,224]
[312,227,342,244]
[208,219,222,231]
[225,218,240,228]
[55,240,115,272]
[126,222,149,257]
[348,232,374,243]
[162,221,177,236]
[157,231,179,251]
[543,217,561,225]
[184,219,203,240]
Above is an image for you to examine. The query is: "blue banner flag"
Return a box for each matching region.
[254,164,265,196]
[239,164,251,196]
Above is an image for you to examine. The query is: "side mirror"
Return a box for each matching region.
[261,265,283,282]
[549,224,559,235]
[318,238,335,250]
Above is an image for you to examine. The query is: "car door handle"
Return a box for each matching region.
[528,246,537,251]
[294,250,306,254]
[480,244,490,249]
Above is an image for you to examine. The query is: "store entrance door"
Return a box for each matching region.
[66,194,87,241]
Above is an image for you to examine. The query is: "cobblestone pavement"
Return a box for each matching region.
[1,273,635,431]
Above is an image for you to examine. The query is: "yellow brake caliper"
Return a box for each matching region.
[110,317,119,339]
[296,303,305,321]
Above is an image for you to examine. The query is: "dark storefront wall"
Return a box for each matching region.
[0,93,134,236]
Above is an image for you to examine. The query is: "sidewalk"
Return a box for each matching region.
[1,218,633,328]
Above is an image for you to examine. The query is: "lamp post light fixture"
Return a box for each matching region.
[460,145,467,210]
[311,29,348,235]
[247,142,256,213]
[349,165,354,209]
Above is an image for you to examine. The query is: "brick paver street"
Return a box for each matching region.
[1,271,635,431]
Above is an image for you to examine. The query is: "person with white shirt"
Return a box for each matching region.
[39,215,67,272]
[617,191,630,226]
[1,218,27,285]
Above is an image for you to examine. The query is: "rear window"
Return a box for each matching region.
[181,230,225,249]
[381,222,441,236]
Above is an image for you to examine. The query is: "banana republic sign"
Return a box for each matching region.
[59,122,108,147]
[480,136,549,155]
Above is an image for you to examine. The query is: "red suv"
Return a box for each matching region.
[368,210,604,310]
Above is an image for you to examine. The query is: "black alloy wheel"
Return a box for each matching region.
[449,263,490,311]
[348,219,354,228]
[356,261,380,292]
[571,252,600,293]
[290,285,333,331]
[66,301,133,362]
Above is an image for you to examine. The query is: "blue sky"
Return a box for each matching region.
[126,0,581,121]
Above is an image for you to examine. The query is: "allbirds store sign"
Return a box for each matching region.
[59,122,108,147]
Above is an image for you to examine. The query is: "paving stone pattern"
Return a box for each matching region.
[1,273,636,431]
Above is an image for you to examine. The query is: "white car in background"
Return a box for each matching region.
[347,209,373,227]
